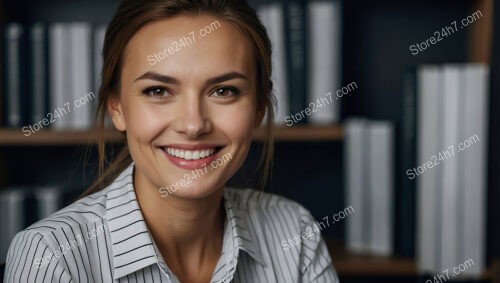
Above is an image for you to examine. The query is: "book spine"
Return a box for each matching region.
[93,25,107,121]
[30,23,48,125]
[439,65,462,271]
[283,0,307,123]
[461,64,488,276]
[257,4,289,125]
[416,66,442,273]
[307,0,341,124]
[69,23,92,129]
[49,23,71,130]
[3,23,25,128]
[368,121,394,256]
[397,69,417,257]
[344,118,369,253]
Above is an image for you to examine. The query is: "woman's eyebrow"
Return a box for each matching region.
[135,72,179,84]
[134,71,248,85]
[205,71,248,85]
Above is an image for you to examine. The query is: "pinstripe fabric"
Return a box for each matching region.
[4,163,339,282]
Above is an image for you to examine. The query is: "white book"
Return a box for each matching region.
[34,187,62,219]
[461,64,489,276]
[416,66,442,273]
[439,65,462,271]
[307,0,341,124]
[69,23,92,129]
[49,23,72,130]
[367,121,393,256]
[94,25,106,94]
[344,118,369,253]
[93,25,107,121]
[257,4,289,125]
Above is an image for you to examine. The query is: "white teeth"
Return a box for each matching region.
[165,147,216,160]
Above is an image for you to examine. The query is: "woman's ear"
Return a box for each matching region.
[107,95,127,132]
[254,108,265,128]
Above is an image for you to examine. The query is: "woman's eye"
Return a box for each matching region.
[143,86,170,98]
[211,87,240,98]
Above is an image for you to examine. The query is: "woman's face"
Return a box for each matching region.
[109,15,260,199]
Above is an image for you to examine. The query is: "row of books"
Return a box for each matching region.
[2,0,341,129]
[0,187,71,263]
[255,0,342,125]
[345,63,489,278]
[413,64,488,276]
[344,119,394,256]
[2,22,106,129]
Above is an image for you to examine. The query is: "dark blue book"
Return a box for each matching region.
[283,0,308,123]
[3,23,28,128]
[396,68,417,257]
[28,23,49,126]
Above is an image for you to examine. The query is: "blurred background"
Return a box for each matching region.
[0,0,499,282]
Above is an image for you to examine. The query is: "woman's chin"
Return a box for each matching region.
[158,179,224,199]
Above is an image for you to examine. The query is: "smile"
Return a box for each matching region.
[164,147,216,160]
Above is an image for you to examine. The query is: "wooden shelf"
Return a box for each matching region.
[0,128,124,146]
[327,239,495,279]
[326,239,418,276]
[254,124,344,142]
[0,125,343,146]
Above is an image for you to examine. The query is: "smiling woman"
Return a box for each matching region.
[3,1,338,282]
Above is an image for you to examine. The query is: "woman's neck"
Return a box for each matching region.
[134,173,225,282]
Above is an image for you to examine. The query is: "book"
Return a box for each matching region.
[367,121,394,256]
[416,65,442,273]
[461,64,489,276]
[49,23,72,130]
[307,0,341,124]
[257,4,289,125]
[0,189,28,263]
[29,23,49,125]
[397,69,417,257]
[344,118,369,253]
[3,23,27,128]
[93,25,107,119]
[69,22,92,129]
[34,187,62,219]
[439,65,462,271]
[283,0,308,123]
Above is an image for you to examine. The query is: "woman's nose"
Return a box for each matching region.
[172,96,212,139]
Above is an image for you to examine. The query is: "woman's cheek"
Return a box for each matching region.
[127,103,172,138]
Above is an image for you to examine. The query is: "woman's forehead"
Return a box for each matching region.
[121,15,257,82]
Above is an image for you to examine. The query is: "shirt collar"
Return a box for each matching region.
[222,191,266,266]
[106,163,158,280]
[105,162,265,280]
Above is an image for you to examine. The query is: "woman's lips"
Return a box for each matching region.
[161,145,222,170]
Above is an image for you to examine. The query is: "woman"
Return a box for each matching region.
[4,0,339,282]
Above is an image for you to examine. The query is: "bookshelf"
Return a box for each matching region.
[0,125,344,146]
[0,0,498,282]
[326,238,497,280]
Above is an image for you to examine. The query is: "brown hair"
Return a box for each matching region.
[82,0,275,197]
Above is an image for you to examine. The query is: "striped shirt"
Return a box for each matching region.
[4,163,339,282]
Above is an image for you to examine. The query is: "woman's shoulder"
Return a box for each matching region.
[21,189,108,237]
